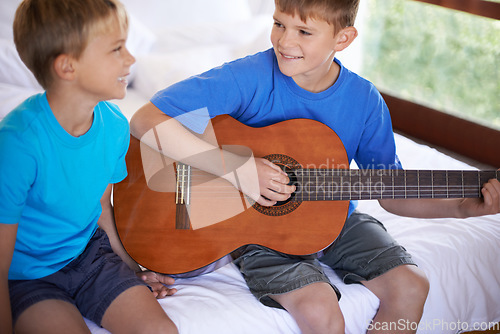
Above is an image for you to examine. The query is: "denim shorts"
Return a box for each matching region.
[8,228,148,327]
[233,211,415,308]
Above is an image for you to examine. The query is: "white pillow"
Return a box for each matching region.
[151,16,272,54]
[0,82,43,121]
[0,39,41,89]
[132,17,273,99]
[127,14,157,57]
[132,45,235,99]
[126,14,157,83]
[120,0,252,31]
[0,13,155,88]
[0,0,21,40]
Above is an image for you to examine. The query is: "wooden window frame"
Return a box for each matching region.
[412,0,500,20]
[382,0,500,167]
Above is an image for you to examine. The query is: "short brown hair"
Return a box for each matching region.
[275,0,359,34]
[13,0,128,89]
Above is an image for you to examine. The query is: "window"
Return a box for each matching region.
[358,0,499,130]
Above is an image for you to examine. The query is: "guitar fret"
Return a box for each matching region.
[369,170,372,200]
[316,172,319,201]
[446,170,449,198]
[358,171,362,200]
[417,170,420,198]
[431,170,434,198]
[462,171,465,198]
[404,170,408,198]
[322,173,326,201]
[349,171,352,200]
[478,170,481,195]
[340,171,344,200]
[392,171,395,199]
[328,170,332,200]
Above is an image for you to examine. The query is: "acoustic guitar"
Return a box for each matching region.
[113,115,498,276]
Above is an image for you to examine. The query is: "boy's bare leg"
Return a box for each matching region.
[15,299,91,334]
[271,282,345,334]
[362,265,429,334]
[101,285,178,334]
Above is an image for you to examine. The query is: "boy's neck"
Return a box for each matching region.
[292,58,341,93]
[46,89,96,137]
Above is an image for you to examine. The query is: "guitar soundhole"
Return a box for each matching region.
[251,154,302,217]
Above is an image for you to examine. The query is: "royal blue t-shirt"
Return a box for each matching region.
[0,93,129,280]
[151,49,402,216]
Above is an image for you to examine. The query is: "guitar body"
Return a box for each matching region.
[114,115,350,275]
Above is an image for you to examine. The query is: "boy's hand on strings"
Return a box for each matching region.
[253,158,296,207]
[227,156,296,207]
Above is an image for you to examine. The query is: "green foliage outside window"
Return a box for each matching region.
[359,0,500,130]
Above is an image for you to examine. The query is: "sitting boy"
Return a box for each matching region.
[0,0,178,332]
[130,0,500,333]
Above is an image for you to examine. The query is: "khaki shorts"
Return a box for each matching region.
[233,211,415,308]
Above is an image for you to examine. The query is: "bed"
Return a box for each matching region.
[1,0,499,333]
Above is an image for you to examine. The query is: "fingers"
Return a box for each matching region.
[138,271,175,285]
[256,159,296,206]
[481,178,500,214]
[153,286,178,299]
[138,271,177,299]
[154,272,176,285]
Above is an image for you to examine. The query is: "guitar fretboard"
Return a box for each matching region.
[291,169,499,201]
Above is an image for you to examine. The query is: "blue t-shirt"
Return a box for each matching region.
[0,93,129,280]
[151,49,402,215]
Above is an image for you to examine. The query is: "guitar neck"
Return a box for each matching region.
[292,169,499,201]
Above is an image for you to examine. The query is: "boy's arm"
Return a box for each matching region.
[98,184,141,271]
[131,102,295,207]
[98,185,177,298]
[0,223,18,334]
[379,176,500,218]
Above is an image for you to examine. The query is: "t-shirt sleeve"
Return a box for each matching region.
[150,64,245,130]
[354,91,403,170]
[0,131,37,224]
[108,106,130,184]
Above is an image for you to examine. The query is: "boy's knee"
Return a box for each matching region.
[299,298,345,334]
[297,287,345,334]
[401,266,429,301]
[383,265,429,307]
[273,282,345,334]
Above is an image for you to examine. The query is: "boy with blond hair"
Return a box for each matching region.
[0,0,178,332]
[131,0,500,333]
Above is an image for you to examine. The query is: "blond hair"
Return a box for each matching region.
[13,0,128,89]
[275,0,359,34]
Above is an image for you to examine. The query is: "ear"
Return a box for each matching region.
[53,54,76,81]
[334,26,358,52]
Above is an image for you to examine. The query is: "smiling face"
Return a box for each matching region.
[72,21,135,103]
[271,8,356,93]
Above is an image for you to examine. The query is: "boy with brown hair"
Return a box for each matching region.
[130,0,500,333]
[0,0,178,332]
